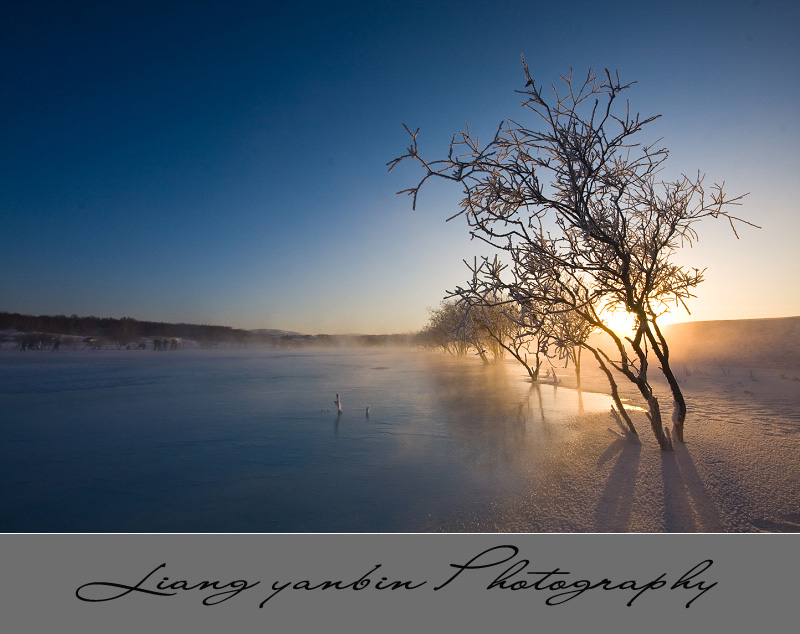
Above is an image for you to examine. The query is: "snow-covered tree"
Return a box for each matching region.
[391,62,751,450]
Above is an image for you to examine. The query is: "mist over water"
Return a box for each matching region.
[0,347,616,532]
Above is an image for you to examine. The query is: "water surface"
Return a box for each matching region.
[0,347,614,532]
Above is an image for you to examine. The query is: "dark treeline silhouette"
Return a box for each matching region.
[0,312,251,347]
[0,311,417,349]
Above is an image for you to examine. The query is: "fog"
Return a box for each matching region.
[2,316,798,533]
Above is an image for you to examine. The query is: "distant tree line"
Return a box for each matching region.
[418,295,586,385]
[0,311,250,346]
[0,311,417,349]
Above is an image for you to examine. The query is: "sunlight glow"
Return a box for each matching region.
[600,308,638,338]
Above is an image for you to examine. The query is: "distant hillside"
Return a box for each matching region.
[0,311,416,349]
[662,316,800,370]
[0,311,251,346]
[249,328,304,337]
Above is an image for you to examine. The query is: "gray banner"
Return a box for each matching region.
[3,533,795,632]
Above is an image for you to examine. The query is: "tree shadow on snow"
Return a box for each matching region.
[660,443,725,532]
[594,432,641,532]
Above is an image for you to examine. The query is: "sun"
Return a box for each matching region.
[601,308,638,338]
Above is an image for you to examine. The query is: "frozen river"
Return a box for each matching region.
[0,347,616,532]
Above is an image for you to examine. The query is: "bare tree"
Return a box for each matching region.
[421,300,487,361]
[455,249,642,438]
[451,255,558,382]
[390,61,751,450]
[419,301,465,356]
[550,303,594,389]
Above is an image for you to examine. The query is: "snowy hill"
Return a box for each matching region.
[663,316,800,371]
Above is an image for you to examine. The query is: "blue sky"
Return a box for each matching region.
[1,0,798,333]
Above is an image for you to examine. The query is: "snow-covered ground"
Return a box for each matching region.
[433,361,800,532]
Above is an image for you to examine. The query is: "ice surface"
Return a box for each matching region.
[1,347,797,532]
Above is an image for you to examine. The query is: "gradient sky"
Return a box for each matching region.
[1,0,798,334]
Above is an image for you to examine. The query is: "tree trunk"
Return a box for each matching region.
[645,326,687,443]
[524,353,539,381]
[599,334,672,450]
[587,346,637,436]
[645,395,673,451]
[489,331,539,381]
[659,363,686,442]
[629,325,673,451]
